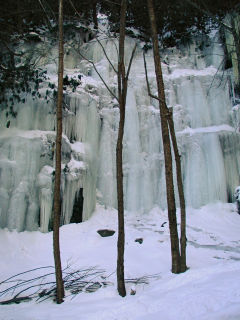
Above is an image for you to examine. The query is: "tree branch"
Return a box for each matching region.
[125,43,137,81]
[95,37,118,74]
[143,52,160,101]
[77,49,119,102]
[143,52,171,116]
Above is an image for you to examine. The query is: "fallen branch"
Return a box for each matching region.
[125,273,161,285]
[0,266,112,304]
[0,266,161,304]
[0,296,32,305]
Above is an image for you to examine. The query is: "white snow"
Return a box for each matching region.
[71,142,86,154]
[167,66,218,79]
[178,124,235,136]
[0,203,240,319]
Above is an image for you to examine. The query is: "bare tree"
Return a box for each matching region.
[70,0,136,296]
[167,109,187,272]
[116,0,128,298]
[146,0,187,273]
[53,0,64,304]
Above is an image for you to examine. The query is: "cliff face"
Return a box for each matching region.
[0,31,239,232]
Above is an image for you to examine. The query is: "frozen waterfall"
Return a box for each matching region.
[0,33,239,231]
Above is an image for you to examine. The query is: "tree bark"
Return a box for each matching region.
[92,0,98,30]
[167,109,187,272]
[116,0,127,297]
[53,0,64,304]
[230,14,240,93]
[147,0,181,274]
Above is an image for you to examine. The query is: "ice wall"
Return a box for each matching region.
[92,35,240,212]
[0,92,100,231]
[0,32,240,231]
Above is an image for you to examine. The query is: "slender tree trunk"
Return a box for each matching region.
[116,0,127,297]
[167,109,187,272]
[230,14,240,92]
[17,0,22,34]
[92,0,98,30]
[147,0,181,273]
[76,0,135,296]
[53,0,64,304]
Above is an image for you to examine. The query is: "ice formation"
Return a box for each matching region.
[0,32,240,231]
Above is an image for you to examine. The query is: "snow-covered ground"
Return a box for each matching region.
[0,202,240,320]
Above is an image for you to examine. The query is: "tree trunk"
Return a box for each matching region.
[147,0,181,274]
[92,0,98,30]
[17,0,23,34]
[53,0,64,304]
[230,14,240,93]
[116,0,127,297]
[167,109,187,272]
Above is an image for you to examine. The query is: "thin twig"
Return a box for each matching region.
[0,266,54,285]
[76,49,118,101]
[206,58,225,96]
[95,37,118,74]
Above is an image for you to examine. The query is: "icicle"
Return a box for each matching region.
[37,166,54,233]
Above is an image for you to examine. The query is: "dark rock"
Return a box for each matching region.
[70,188,84,223]
[135,238,143,244]
[97,229,115,237]
[130,289,136,295]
